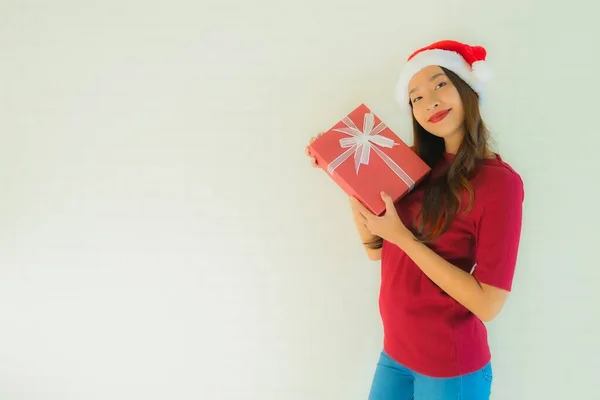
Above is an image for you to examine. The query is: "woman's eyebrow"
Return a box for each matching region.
[409,73,446,95]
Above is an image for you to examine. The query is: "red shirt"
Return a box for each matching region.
[380,152,524,378]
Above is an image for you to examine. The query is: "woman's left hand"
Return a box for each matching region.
[350,192,415,247]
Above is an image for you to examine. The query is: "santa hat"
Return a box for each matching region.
[395,40,492,113]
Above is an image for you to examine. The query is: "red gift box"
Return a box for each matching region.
[309,103,431,216]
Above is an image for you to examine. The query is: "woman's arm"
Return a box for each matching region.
[350,188,522,323]
[350,199,382,261]
[396,237,508,322]
[389,171,523,322]
[306,134,382,261]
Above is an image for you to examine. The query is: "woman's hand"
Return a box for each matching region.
[350,192,415,247]
[305,132,324,167]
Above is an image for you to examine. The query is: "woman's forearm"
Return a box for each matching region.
[350,204,381,260]
[395,236,494,321]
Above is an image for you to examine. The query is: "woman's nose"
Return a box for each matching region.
[427,100,440,111]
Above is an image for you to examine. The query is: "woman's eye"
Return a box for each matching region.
[436,81,447,89]
[412,96,422,103]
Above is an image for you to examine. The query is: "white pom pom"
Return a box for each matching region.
[472,60,492,82]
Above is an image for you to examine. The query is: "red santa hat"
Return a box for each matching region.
[395,40,492,113]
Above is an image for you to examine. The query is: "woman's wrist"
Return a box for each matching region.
[391,229,418,250]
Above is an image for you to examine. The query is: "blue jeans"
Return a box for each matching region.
[368,351,493,400]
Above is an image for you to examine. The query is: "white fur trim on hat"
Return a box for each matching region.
[395,49,489,113]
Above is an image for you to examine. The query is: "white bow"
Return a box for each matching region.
[327,112,415,190]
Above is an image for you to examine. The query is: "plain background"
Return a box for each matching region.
[1,0,598,399]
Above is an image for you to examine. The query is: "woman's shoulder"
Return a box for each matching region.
[475,154,524,201]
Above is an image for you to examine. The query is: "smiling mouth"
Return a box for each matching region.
[428,109,451,123]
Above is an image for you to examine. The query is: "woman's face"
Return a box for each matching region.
[408,65,465,140]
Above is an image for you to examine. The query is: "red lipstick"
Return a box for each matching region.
[428,109,451,123]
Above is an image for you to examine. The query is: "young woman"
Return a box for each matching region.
[305,40,524,399]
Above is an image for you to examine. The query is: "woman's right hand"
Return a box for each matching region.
[306,131,380,260]
[305,132,325,168]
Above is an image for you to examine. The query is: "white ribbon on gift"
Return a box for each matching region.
[326,112,415,190]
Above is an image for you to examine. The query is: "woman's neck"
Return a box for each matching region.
[443,144,496,159]
[443,130,464,154]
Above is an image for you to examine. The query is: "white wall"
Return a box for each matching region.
[1,0,598,399]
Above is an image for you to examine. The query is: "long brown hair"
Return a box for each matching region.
[365,67,491,249]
